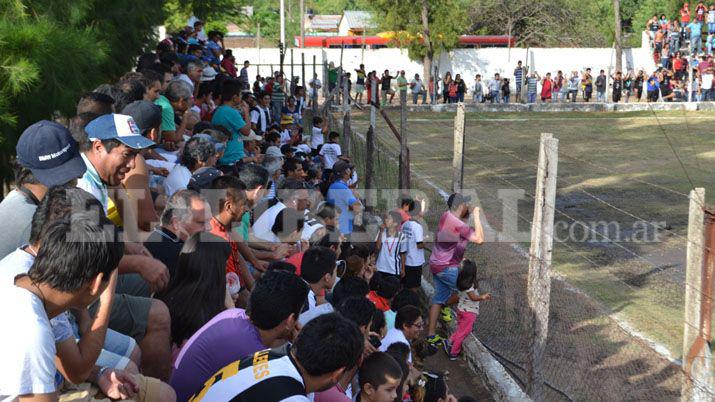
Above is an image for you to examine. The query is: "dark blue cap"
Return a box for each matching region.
[16,120,86,187]
[187,167,223,191]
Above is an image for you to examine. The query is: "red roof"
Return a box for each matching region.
[294,35,515,47]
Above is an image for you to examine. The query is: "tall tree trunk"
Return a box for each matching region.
[614,0,622,72]
[421,0,434,103]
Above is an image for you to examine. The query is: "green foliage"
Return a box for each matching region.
[368,0,469,61]
[0,0,163,184]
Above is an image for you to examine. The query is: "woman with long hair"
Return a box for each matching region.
[159,232,232,347]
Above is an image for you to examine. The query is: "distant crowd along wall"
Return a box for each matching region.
[230,34,653,91]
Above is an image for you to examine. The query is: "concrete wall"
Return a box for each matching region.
[231,33,654,90]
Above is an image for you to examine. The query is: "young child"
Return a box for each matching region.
[368,275,400,312]
[445,259,490,360]
[356,352,403,402]
[319,131,342,180]
[401,204,426,292]
[375,211,407,281]
[310,116,327,155]
[708,4,715,34]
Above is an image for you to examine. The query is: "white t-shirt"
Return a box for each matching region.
[252,201,286,242]
[319,143,341,169]
[163,164,192,197]
[376,230,407,276]
[296,144,312,155]
[310,127,324,150]
[0,249,75,344]
[457,286,481,314]
[702,74,714,90]
[0,285,57,399]
[280,129,292,145]
[401,220,425,266]
[379,328,412,363]
[301,218,325,241]
[410,79,423,93]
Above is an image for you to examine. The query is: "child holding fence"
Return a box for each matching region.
[444,259,490,360]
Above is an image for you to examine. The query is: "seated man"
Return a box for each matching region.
[0,120,86,260]
[144,190,211,278]
[379,305,423,363]
[154,80,193,145]
[170,270,308,402]
[190,313,364,402]
[163,136,217,198]
[0,207,172,401]
[252,179,309,243]
[299,246,339,322]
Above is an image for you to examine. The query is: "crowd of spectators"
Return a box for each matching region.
[0,18,490,402]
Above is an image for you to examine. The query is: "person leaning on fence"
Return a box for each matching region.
[425,193,484,353]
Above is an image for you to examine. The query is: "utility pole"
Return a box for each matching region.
[300,0,305,48]
[614,0,623,73]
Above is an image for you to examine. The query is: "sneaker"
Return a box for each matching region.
[449,352,459,361]
[442,339,453,356]
[440,307,453,323]
[426,334,445,346]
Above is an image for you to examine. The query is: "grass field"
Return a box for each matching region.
[348,109,715,399]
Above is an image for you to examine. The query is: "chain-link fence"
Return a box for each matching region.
[346,107,715,401]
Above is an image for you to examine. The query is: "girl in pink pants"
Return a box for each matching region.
[446,259,490,360]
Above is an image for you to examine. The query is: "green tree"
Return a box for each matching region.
[0,0,164,190]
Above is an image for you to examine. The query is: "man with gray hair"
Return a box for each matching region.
[154,79,194,145]
[144,189,211,277]
[163,135,217,197]
[175,61,203,92]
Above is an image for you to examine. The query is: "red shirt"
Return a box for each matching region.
[221,58,237,77]
[682,7,691,23]
[697,5,707,21]
[285,251,305,276]
[367,291,391,312]
[209,217,242,283]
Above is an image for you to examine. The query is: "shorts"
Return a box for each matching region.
[96,329,137,370]
[431,266,459,305]
[402,265,423,288]
[90,293,152,341]
[116,273,151,298]
[356,84,365,93]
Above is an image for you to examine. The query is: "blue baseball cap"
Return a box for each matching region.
[16,120,87,187]
[85,114,155,150]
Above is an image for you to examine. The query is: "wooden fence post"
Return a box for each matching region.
[452,103,465,192]
[365,79,377,212]
[681,188,715,401]
[342,74,351,155]
[399,90,410,190]
[526,133,559,401]
[322,50,328,102]
[301,52,306,88]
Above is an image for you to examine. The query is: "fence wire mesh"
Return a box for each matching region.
[343,107,715,401]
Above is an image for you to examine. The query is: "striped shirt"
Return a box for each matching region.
[376,229,407,276]
[189,345,308,402]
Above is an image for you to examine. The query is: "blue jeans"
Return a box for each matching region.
[473,93,483,103]
[709,22,715,34]
[502,94,510,103]
[527,92,537,103]
[431,266,459,305]
[490,90,500,103]
[692,35,702,54]
[412,91,426,104]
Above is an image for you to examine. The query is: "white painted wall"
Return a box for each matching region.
[231,33,654,89]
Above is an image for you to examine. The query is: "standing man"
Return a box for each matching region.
[514,60,526,103]
[271,74,287,123]
[410,73,426,104]
[355,64,367,104]
[327,160,362,238]
[595,70,607,103]
[488,73,501,104]
[239,60,251,92]
[381,70,396,105]
[397,70,408,101]
[425,193,484,352]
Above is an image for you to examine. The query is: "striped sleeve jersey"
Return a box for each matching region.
[189,345,308,402]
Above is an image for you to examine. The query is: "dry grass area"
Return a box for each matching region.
[348,109,715,400]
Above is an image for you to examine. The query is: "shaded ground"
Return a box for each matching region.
[345,110,715,400]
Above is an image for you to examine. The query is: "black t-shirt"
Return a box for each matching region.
[382,76,393,90]
[144,227,184,278]
[613,79,623,92]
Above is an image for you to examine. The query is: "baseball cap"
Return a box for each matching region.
[280,115,294,125]
[447,193,472,209]
[187,167,223,191]
[332,160,353,175]
[16,120,87,187]
[245,130,263,142]
[265,146,283,158]
[121,101,162,134]
[85,114,155,149]
[201,67,218,82]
